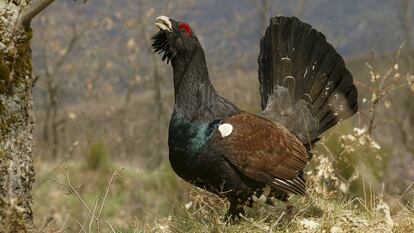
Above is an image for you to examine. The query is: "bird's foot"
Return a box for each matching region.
[224,203,245,224]
[286,203,294,215]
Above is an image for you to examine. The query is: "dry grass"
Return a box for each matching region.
[32,156,414,233]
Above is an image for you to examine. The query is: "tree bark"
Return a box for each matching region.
[0,1,36,232]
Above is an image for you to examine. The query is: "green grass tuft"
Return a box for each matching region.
[85,141,110,171]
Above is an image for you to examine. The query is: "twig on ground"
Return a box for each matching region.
[269,211,285,233]
[55,167,122,233]
[239,214,270,232]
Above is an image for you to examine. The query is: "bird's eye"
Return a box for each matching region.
[178,23,192,36]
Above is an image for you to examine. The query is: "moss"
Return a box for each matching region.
[0,160,30,232]
[0,30,33,137]
[0,114,20,138]
[0,101,5,134]
[0,60,11,93]
[0,100,19,137]
[0,29,33,95]
[0,26,35,232]
[3,206,28,233]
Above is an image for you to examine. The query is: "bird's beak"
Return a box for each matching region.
[154,16,172,32]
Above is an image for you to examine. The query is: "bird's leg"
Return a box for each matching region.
[286,202,294,215]
[273,191,294,216]
[281,193,295,216]
[225,199,245,223]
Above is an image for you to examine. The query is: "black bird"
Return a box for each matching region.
[152,16,358,219]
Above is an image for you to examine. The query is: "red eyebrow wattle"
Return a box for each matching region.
[178,23,192,36]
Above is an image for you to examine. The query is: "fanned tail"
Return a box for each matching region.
[258,16,358,145]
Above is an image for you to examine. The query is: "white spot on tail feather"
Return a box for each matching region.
[218,123,233,138]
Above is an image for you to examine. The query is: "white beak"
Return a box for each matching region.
[154,16,172,32]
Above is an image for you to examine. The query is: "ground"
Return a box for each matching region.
[32,158,414,233]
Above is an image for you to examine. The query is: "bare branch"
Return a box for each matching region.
[18,0,88,29]
[55,172,98,222]
[18,0,56,29]
[53,25,89,74]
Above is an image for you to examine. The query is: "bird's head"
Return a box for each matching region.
[152,16,200,63]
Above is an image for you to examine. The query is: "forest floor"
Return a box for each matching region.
[32,159,414,233]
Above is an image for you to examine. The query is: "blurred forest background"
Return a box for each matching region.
[29,0,414,232]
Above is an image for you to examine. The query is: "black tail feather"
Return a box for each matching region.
[258,16,358,144]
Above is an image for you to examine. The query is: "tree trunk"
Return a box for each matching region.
[0,1,36,232]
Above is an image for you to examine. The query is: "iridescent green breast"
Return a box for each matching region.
[168,113,219,157]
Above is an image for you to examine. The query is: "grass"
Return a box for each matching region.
[33,159,188,231]
[32,157,414,233]
[144,188,414,233]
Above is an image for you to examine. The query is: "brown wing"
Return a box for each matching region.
[213,113,309,194]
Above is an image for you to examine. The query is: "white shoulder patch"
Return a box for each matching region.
[218,123,233,138]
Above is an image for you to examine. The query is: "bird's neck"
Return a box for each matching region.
[171,49,217,120]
